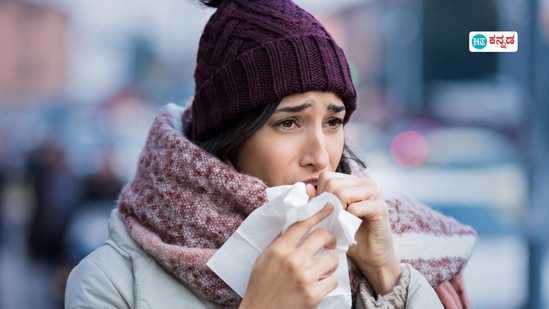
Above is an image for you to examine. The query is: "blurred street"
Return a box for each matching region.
[1,0,549,308]
[0,154,120,309]
[0,182,68,309]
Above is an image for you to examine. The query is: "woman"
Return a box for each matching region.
[65,0,476,308]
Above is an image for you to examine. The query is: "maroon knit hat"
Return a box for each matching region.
[190,0,357,142]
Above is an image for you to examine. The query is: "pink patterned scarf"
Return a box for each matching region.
[118,104,477,308]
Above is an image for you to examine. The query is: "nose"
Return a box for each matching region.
[299,128,329,170]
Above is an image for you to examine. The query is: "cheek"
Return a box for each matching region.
[255,142,295,183]
[238,137,292,184]
[328,135,345,168]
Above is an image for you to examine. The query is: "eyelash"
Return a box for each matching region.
[273,117,344,130]
[274,117,298,129]
[326,118,344,128]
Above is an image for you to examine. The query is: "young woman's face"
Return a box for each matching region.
[237,91,346,187]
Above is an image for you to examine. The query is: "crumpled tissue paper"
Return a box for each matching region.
[207,182,362,308]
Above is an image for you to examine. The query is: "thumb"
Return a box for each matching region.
[305,183,317,201]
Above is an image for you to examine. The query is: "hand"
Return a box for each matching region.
[240,204,339,309]
[314,171,401,295]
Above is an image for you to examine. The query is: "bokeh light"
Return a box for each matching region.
[390,130,428,168]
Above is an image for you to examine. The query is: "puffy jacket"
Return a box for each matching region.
[65,210,443,309]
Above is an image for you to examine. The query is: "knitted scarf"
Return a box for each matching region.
[118,103,477,308]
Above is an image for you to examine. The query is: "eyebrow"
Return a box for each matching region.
[328,104,346,113]
[274,101,346,114]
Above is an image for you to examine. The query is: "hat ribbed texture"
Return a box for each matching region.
[191,0,357,142]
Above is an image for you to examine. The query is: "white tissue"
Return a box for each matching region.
[207,182,362,309]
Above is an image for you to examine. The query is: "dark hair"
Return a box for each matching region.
[197,0,222,8]
[197,101,366,174]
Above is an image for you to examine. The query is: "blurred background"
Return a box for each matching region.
[0,0,547,308]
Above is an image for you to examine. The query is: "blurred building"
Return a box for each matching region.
[0,0,67,105]
[0,0,547,308]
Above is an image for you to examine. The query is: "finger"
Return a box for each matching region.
[317,173,381,210]
[281,204,334,246]
[320,169,370,183]
[335,186,381,210]
[347,199,388,221]
[316,171,348,194]
[313,249,339,280]
[305,183,317,200]
[317,171,377,195]
[312,274,338,300]
[296,228,337,257]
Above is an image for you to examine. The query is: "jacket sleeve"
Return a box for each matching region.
[65,253,131,309]
[354,263,444,309]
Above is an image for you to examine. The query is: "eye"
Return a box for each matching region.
[275,117,298,129]
[325,117,344,128]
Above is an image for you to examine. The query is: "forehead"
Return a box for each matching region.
[278,91,344,106]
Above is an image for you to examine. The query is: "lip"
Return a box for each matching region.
[302,177,318,187]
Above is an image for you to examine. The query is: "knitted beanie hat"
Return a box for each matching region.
[190,0,357,142]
